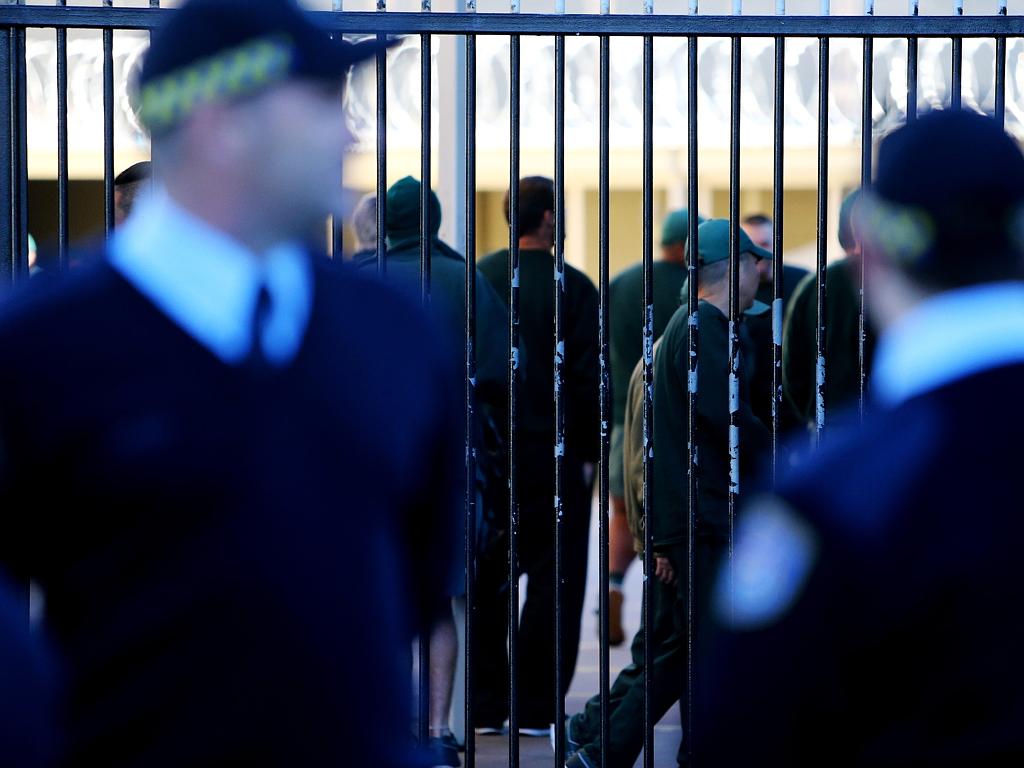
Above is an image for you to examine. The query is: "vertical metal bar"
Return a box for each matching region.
[771,29,784,482]
[331,0,342,258]
[951,0,963,109]
[0,25,11,289]
[684,27,699,764]
[860,26,873,416]
[103,0,114,237]
[907,0,919,123]
[552,30,566,768]
[376,0,387,275]
[507,29,521,768]
[906,40,918,122]
[420,28,431,306]
[640,28,655,768]
[417,8,433,746]
[12,16,26,282]
[951,38,962,110]
[814,37,829,441]
[727,33,741,602]
[463,22,477,768]
[57,4,69,271]
[996,1,1007,127]
[597,26,612,768]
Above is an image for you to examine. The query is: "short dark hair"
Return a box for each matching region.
[697,259,729,288]
[742,214,772,227]
[503,176,554,238]
[114,161,152,187]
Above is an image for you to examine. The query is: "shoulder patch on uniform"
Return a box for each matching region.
[713,495,818,630]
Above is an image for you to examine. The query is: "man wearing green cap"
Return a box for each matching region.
[562,220,770,768]
[782,189,877,431]
[355,176,508,398]
[354,175,509,766]
[603,208,700,647]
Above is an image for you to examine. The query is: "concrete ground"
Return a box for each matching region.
[467,505,683,767]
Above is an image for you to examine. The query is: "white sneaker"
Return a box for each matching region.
[518,725,550,737]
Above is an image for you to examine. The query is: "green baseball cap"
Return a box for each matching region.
[687,218,772,265]
[661,209,704,246]
[685,218,771,316]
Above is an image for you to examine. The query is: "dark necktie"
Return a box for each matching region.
[250,284,272,368]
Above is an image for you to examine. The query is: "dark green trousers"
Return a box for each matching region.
[570,542,718,768]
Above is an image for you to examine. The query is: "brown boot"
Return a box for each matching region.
[607,589,625,646]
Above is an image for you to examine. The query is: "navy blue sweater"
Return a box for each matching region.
[0,256,460,767]
[698,364,1024,765]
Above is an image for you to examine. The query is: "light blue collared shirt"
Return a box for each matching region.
[872,281,1024,406]
[109,188,313,367]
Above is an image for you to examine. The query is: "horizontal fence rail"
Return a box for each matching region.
[0,7,1023,36]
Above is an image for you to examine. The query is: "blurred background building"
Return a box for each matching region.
[22,0,1023,281]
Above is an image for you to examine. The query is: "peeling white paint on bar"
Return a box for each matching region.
[772,298,783,345]
[815,353,826,429]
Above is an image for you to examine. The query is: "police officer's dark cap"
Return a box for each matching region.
[139,0,391,135]
[863,109,1024,286]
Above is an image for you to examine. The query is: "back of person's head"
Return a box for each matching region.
[351,193,377,252]
[504,176,555,238]
[385,176,442,246]
[838,189,861,255]
[742,213,772,228]
[860,110,1024,290]
[114,161,152,224]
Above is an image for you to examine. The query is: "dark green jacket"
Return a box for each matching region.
[782,258,876,429]
[652,300,770,549]
[746,264,810,435]
[609,260,688,428]
[478,248,600,464]
[355,239,509,397]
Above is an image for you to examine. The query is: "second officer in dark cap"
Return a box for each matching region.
[0,2,457,766]
[698,109,1024,765]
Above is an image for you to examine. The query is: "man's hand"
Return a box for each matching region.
[654,555,676,585]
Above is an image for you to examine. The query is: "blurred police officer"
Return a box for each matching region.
[564,219,771,768]
[699,109,1024,765]
[0,576,60,768]
[605,209,700,646]
[0,2,459,766]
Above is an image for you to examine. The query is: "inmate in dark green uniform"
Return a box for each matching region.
[782,258,876,429]
[608,209,697,498]
[568,220,770,768]
[475,246,600,729]
[782,190,876,431]
[746,263,809,436]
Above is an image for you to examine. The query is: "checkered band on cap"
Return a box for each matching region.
[139,35,294,133]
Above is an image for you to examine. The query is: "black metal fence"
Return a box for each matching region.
[1,3,1020,767]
